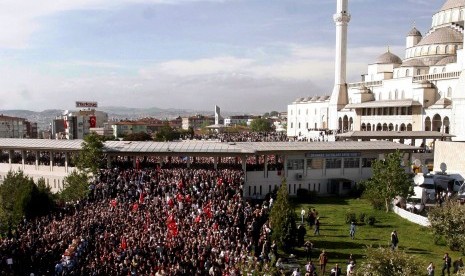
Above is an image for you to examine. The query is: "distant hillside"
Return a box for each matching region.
[0,107,215,131]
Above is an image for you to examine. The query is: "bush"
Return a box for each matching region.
[365,215,376,226]
[357,246,426,275]
[358,212,366,224]
[345,212,357,224]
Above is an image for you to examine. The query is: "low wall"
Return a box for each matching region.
[392,205,430,227]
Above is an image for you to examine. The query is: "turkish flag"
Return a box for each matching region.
[89,116,97,128]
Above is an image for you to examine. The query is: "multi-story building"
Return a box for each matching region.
[52,110,108,139]
[0,115,37,138]
[224,115,254,126]
[181,115,215,130]
[288,0,465,141]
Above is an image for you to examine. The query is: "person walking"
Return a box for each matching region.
[319,250,328,275]
[349,221,356,239]
[442,252,452,276]
[301,208,306,224]
[390,230,399,250]
[314,218,320,236]
[427,262,435,276]
[304,240,313,261]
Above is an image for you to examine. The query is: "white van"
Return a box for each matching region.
[432,174,464,192]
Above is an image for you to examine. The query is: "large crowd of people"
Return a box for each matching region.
[0,163,277,275]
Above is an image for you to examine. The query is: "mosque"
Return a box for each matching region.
[287,0,465,142]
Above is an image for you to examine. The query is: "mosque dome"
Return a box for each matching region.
[435,55,457,66]
[440,0,465,12]
[417,27,463,46]
[401,59,426,67]
[407,27,422,37]
[375,51,402,64]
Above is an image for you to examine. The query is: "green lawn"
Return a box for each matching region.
[289,197,463,273]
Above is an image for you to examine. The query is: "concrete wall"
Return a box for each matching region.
[0,163,75,193]
[392,205,430,227]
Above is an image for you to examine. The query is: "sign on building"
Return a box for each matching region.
[76,101,98,108]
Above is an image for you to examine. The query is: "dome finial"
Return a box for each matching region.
[387,45,390,53]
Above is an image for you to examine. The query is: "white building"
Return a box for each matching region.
[53,109,109,139]
[288,0,465,141]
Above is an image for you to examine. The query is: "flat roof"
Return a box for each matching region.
[0,138,419,155]
[337,131,454,139]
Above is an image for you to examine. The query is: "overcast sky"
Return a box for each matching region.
[0,0,447,113]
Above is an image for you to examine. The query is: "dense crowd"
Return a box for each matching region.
[0,164,276,275]
[186,131,291,142]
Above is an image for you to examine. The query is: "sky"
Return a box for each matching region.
[0,0,449,113]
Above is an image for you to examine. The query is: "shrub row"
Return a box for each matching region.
[345,211,376,226]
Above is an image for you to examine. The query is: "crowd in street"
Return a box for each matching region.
[0,165,277,275]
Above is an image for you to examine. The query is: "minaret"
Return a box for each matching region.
[329,0,351,130]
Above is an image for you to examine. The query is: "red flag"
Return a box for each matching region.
[63,119,68,129]
[177,179,184,190]
[121,236,127,250]
[89,115,97,128]
[168,198,174,208]
[139,192,145,204]
[166,214,174,225]
[110,199,117,207]
[167,222,178,237]
[203,203,212,219]
[195,215,201,223]
[176,193,184,202]
[217,178,223,186]
[132,203,139,212]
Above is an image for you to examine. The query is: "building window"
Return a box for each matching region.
[287,159,304,170]
[326,158,342,169]
[406,69,410,76]
[291,123,293,128]
[298,123,301,128]
[307,158,323,169]
[362,158,377,168]
[344,158,360,168]
[447,87,452,97]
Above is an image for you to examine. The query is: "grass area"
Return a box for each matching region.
[289,197,463,272]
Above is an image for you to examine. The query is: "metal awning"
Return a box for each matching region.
[337,131,454,140]
[345,100,422,109]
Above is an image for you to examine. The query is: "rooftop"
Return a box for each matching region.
[0,139,418,155]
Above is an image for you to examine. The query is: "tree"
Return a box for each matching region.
[269,178,297,252]
[123,132,153,141]
[428,200,465,254]
[154,122,181,141]
[356,247,426,276]
[362,150,412,212]
[75,133,105,175]
[250,117,272,132]
[270,111,279,117]
[0,171,55,233]
[61,170,90,203]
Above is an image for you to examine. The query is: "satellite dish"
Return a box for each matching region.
[440,163,447,174]
[413,159,421,167]
[414,174,424,185]
[421,166,429,175]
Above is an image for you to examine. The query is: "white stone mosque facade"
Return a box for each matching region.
[287,0,465,141]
